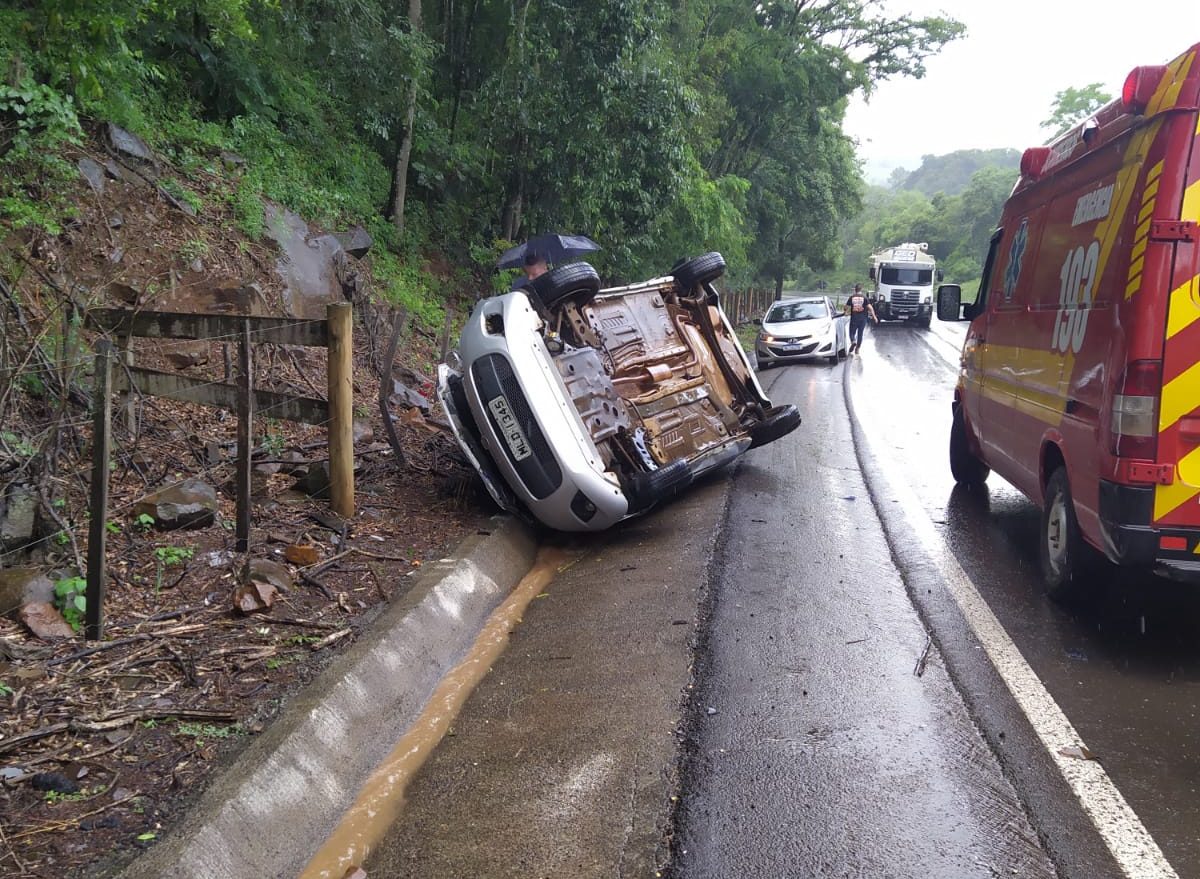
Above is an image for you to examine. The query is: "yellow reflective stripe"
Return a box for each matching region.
[1166,277,1200,338]
[1156,444,1200,520]
[1130,234,1149,263]
[1128,253,1145,280]
[1155,472,1200,521]
[1184,180,1200,222]
[1160,359,1200,430]
[1148,52,1194,115]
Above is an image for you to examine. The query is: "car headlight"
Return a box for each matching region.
[761,334,775,343]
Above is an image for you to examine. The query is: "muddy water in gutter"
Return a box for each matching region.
[299,546,578,879]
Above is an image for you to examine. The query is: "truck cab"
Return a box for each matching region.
[868,242,940,327]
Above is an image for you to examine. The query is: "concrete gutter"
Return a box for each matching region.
[112,514,537,879]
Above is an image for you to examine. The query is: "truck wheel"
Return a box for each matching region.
[949,406,989,486]
[528,262,601,310]
[918,315,931,329]
[1040,467,1097,602]
[672,252,726,291]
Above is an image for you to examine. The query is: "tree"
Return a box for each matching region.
[1041,83,1113,139]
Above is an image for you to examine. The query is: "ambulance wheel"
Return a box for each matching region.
[1040,467,1096,603]
[949,406,989,486]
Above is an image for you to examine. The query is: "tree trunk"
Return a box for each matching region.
[499,0,533,235]
[774,272,784,301]
[389,0,424,237]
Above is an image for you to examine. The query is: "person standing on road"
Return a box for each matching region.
[844,283,878,354]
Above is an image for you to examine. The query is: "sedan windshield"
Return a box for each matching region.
[766,301,827,322]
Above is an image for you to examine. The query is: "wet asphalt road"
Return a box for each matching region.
[354,320,1198,879]
[848,320,1200,878]
[670,347,1054,879]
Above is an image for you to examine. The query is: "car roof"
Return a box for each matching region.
[770,296,827,307]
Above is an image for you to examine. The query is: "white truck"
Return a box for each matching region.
[867,242,941,327]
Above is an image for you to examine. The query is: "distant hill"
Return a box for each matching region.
[890,149,1021,197]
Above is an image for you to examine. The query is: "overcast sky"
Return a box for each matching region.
[843,2,1196,183]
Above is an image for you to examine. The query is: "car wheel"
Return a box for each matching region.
[1040,466,1097,602]
[671,252,726,291]
[748,404,801,449]
[528,262,601,310]
[949,405,989,486]
[827,352,839,365]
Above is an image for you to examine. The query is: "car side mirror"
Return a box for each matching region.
[937,284,963,321]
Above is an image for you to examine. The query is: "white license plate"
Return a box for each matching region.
[488,395,531,461]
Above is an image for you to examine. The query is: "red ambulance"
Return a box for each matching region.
[938,42,1200,599]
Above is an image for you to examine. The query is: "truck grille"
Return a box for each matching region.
[470,354,562,499]
[890,289,920,305]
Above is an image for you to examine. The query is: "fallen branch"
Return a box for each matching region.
[310,629,352,651]
[913,635,933,677]
[47,623,207,666]
[0,722,70,756]
[8,792,141,841]
[73,706,235,733]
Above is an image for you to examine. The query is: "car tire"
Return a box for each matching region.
[528,262,601,310]
[672,252,726,291]
[1040,466,1097,602]
[827,352,839,365]
[748,404,800,449]
[949,405,989,486]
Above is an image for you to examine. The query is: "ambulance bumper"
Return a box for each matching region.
[1097,480,1157,565]
[1098,480,1200,579]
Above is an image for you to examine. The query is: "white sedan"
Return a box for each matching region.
[755,296,848,368]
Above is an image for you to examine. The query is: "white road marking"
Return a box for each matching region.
[852,379,1180,879]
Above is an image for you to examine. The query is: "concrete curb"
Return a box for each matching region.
[112,514,538,879]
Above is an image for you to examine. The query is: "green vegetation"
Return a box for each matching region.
[52,576,87,632]
[153,545,194,594]
[0,0,965,303]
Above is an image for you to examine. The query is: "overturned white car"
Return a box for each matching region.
[437,253,800,531]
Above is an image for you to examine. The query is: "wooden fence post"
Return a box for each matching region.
[235,319,253,553]
[85,341,113,641]
[118,334,135,436]
[327,303,354,518]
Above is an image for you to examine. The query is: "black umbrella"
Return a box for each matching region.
[496,233,601,270]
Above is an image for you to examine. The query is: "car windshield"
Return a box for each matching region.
[880,267,933,286]
[766,301,827,322]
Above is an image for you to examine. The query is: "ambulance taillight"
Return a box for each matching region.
[1121,65,1168,115]
[1110,359,1162,458]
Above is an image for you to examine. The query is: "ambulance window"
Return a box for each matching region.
[969,228,1003,311]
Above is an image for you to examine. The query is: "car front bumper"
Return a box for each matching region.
[453,291,630,532]
[756,331,838,364]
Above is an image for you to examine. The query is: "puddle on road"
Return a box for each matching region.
[299,545,578,879]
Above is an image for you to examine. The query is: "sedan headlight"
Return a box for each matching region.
[760,334,776,343]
